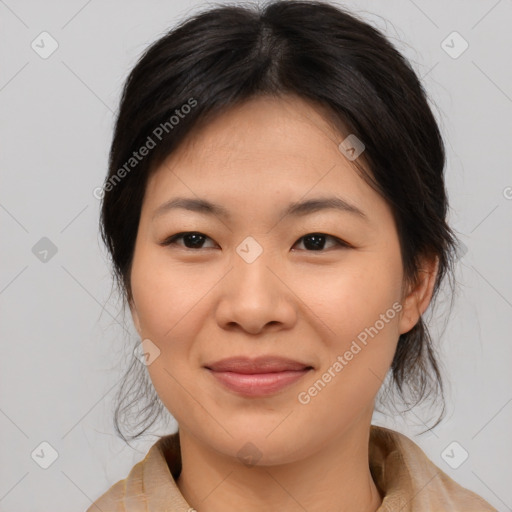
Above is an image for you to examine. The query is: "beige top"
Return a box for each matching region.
[87,425,496,511]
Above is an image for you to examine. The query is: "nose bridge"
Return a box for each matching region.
[232,236,277,297]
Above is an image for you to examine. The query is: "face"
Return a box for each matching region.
[129,95,433,465]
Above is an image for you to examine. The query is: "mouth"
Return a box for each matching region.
[204,356,314,397]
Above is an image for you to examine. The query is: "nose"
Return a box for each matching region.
[214,251,298,335]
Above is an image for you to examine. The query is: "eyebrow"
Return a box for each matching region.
[152,196,369,222]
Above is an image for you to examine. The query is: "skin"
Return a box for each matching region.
[129,94,438,512]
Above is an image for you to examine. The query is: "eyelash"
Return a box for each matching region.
[159,231,352,252]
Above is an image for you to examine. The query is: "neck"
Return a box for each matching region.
[175,420,382,512]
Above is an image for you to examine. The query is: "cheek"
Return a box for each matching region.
[292,250,403,406]
[130,275,201,425]
[130,244,212,338]
[292,254,403,343]
[296,277,401,425]
[129,246,219,420]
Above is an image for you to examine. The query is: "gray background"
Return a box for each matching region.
[1,0,511,510]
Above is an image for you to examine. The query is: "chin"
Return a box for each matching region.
[207,424,311,467]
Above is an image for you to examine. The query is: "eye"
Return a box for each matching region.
[160,231,351,251]
[160,232,217,249]
[292,233,351,251]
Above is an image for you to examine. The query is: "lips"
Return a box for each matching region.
[204,356,313,397]
[204,356,312,374]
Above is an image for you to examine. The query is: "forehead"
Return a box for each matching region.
[142,95,387,225]
[167,94,352,168]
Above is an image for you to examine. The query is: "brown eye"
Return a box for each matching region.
[293,233,350,251]
[161,232,217,249]
[160,231,351,252]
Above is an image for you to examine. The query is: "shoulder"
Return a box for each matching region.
[85,441,154,512]
[86,477,128,512]
[370,425,497,511]
[86,433,184,512]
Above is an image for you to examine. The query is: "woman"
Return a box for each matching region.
[88,1,496,510]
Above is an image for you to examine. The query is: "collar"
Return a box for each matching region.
[89,425,496,511]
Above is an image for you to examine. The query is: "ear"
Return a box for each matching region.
[398,254,439,335]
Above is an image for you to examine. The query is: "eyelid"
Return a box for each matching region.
[160,231,352,250]
[159,232,218,249]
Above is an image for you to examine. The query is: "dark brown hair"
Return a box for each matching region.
[99,0,458,441]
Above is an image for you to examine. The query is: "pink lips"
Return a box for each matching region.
[204,356,313,397]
